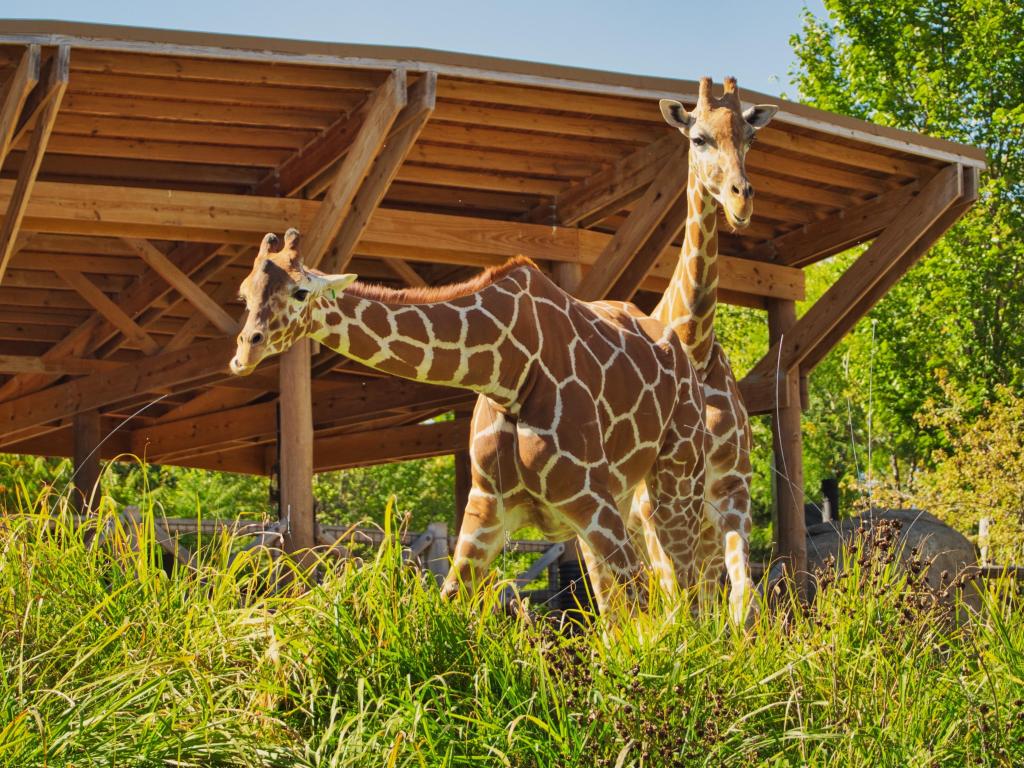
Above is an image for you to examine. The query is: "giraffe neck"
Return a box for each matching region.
[304,275,536,407]
[653,164,719,371]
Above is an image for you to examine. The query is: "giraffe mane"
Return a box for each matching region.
[342,255,540,305]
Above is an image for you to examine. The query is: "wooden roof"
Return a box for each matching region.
[0,21,983,475]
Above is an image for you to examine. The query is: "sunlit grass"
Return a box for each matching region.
[0,491,1021,767]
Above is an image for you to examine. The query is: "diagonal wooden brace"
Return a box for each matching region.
[741,163,969,415]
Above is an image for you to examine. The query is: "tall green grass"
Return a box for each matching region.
[0,495,1021,767]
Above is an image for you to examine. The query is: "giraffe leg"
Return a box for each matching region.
[572,496,646,617]
[702,348,755,626]
[440,489,509,599]
[639,417,707,602]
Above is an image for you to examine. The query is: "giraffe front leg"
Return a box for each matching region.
[574,497,646,617]
[715,478,755,627]
[441,489,508,600]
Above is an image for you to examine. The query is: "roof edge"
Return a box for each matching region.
[0,18,987,168]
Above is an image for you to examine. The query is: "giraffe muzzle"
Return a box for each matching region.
[229,355,255,376]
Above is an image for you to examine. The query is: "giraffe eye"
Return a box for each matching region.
[293,288,310,302]
[692,136,706,147]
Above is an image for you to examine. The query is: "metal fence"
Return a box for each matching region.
[86,507,581,605]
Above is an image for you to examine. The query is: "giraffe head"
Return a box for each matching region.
[230,228,356,375]
[659,77,777,229]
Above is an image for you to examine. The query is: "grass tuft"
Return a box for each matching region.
[0,495,1021,766]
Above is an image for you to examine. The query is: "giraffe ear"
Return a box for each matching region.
[660,99,694,133]
[308,271,358,295]
[743,104,778,130]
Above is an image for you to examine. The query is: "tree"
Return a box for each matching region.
[788,0,1024,503]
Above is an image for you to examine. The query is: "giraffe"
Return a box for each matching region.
[644,76,778,624]
[231,229,708,615]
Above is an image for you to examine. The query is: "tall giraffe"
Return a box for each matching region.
[231,229,708,614]
[648,77,778,623]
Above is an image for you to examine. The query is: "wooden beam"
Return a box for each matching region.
[163,280,241,352]
[525,134,676,227]
[605,187,689,301]
[123,238,238,336]
[0,45,39,169]
[0,76,395,403]
[800,166,979,373]
[744,164,963,389]
[0,354,120,375]
[1,182,801,301]
[304,71,406,266]
[746,181,923,267]
[60,270,161,355]
[0,44,67,285]
[130,377,469,460]
[251,94,373,197]
[72,407,101,512]
[7,424,263,474]
[767,299,806,595]
[278,338,315,553]
[312,418,471,472]
[574,146,689,301]
[381,257,427,287]
[320,71,435,274]
[0,336,235,446]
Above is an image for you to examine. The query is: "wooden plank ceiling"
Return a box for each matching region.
[0,28,985,474]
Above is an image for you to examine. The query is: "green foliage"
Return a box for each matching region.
[314,456,454,531]
[781,0,1024,533]
[875,384,1024,563]
[0,497,1021,766]
[0,452,455,532]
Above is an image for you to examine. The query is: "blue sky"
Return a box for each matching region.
[4,0,827,97]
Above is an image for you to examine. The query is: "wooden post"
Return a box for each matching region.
[767,299,807,594]
[978,517,991,566]
[278,338,315,554]
[453,449,472,533]
[72,408,101,512]
[552,261,584,295]
[426,521,451,584]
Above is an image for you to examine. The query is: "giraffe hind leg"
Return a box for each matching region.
[641,425,707,603]
[571,494,646,617]
[702,347,755,626]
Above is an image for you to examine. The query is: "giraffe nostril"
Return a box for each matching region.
[250,331,264,345]
[745,184,754,199]
[731,184,742,196]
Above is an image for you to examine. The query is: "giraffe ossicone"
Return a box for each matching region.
[232,228,709,617]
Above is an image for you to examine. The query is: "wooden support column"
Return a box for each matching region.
[453,448,472,533]
[278,337,315,554]
[72,408,101,512]
[767,299,807,594]
[552,261,584,294]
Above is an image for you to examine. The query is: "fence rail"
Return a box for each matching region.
[41,509,1020,607]
[52,508,579,604]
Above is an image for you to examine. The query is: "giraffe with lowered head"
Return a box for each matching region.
[231,229,709,614]
[644,76,778,623]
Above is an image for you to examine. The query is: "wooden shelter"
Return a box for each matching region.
[0,21,984,573]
